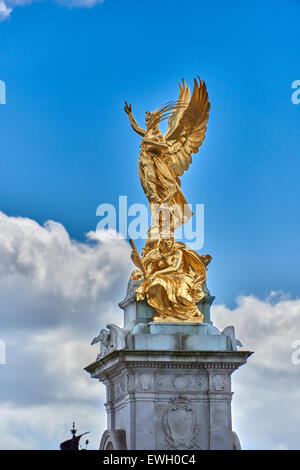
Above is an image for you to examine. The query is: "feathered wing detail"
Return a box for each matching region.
[164,77,210,179]
[165,79,191,139]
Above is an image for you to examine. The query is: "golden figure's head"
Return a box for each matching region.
[145,110,160,130]
[159,236,175,255]
[145,111,152,126]
[145,99,186,132]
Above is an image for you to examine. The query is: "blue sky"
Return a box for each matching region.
[0,0,300,450]
[1,0,299,306]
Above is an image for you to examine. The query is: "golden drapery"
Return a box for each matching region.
[132,240,211,322]
[138,137,193,240]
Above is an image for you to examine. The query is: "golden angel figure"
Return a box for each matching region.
[124,77,210,238]
[125,77,211,323]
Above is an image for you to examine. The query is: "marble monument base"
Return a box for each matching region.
[86,349,250,450]
[85,281,252,450]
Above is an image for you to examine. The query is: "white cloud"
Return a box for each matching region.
[0,0,12,20]
[0,211,131,449]
[0,0,104,22]
[0,401,107,450]
[56,0,104,7]
[212,293,300,450]
[0,211,131,331]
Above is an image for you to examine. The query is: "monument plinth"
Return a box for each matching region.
[85,282,252,450]
[85,77,253,450]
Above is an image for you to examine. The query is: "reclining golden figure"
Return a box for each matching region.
[131,236,211,323]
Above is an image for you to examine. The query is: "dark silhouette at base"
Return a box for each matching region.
[60,422,89,450]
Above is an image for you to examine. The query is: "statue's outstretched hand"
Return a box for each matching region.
[124,101,132,115]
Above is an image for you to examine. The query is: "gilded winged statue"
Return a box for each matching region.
[125,77,210,239]
[124,77,211,323]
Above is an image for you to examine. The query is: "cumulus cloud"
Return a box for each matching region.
[0,0,104,21]
[0,211,131,449]
[0,401,107,450]
[0,212,131,331]
[0,211,300,449]
[212,294,300,450]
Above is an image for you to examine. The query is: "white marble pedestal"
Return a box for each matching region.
[85,281,252,450]
[86,349,251,450]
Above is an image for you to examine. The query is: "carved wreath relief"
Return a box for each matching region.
[134,372,207,392]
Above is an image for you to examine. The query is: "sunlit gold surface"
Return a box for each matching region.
[125,77,211,322]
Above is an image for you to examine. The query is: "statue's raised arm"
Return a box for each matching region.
[124,101,146,137]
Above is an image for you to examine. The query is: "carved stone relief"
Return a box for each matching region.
[114,376,128,400]
[161,396,201,450]
[154,373,207,391]
[136,373,155,391]
[212,374,227,391]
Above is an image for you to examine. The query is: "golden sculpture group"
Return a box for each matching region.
[125,77,211,323]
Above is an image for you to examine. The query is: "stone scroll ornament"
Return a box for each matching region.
[124,78,212,322]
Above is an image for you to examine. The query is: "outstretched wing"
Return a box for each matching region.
[165,77,210,179]
[91,334,101,345]
[165,79,191,140]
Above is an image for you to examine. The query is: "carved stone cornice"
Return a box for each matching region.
[85,349,252,380]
